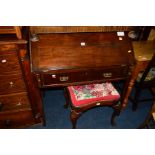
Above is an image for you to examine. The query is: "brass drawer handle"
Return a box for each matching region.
[102,73,112,78]
[59,76,69,82]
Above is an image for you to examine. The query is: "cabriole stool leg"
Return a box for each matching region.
[70,110,81,129]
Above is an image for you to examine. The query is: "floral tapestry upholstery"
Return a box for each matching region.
[67,82,120,106]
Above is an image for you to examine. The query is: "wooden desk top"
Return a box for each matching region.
[132,41,155,62]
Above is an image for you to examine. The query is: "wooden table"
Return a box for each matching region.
[121,41,155,108]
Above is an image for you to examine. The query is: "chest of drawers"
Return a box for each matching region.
[30,32,135,88]
[0,39,43,128]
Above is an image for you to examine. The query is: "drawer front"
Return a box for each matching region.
[42,71,88,87]
[0,92,31,112]
[0,53,21,74]
[0,74,26,95]
[0,110,35,128]
[90,66,128,81]
[40,66,128,87]
[0,44,17,52]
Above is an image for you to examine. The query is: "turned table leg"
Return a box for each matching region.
[121,61,146,109]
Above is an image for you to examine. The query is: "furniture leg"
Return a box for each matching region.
[41,90,46,98]
[64,102,69,109]
[70,110,81,129]
[138,113,152,129]
[121,61,143,109]
[111,107,121,126]
[138,102,155,128]
[132,88,141,111]
[64,89,69,108]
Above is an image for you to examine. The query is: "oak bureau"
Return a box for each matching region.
[30,32,135,110]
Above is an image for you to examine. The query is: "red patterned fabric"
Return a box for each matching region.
[67,82,120,106]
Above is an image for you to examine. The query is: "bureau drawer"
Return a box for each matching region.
[0,92,31,112]
[0,110,35,128]
[0,52,21,74]
[40,66,129,87]
[41,71,88,87]
[90,66,128,81]
[0,74,26,95]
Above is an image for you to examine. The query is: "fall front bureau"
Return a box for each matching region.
[30,32,135,89]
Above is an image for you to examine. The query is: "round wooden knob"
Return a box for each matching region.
[9,81,14,87]
[1,59,7,63]
[16,102,21,106]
